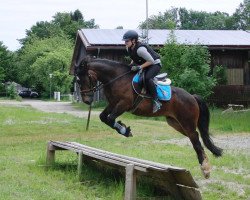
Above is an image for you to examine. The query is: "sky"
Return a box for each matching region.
[0,0,243,51]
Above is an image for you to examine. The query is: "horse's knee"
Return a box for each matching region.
[99,112,107,123]
[103,114,114,127]
[100,112,115,128]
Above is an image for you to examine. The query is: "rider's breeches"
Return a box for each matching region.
[144,64,161,99]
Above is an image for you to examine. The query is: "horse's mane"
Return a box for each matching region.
[93,58,130,71]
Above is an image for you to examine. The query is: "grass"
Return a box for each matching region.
[0,103,250,200]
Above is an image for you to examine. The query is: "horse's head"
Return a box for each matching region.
[75,56,97,105]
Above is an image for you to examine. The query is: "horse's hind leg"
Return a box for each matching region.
[166,117,211,178]
[166,117,186,136]
[188,130,211,178]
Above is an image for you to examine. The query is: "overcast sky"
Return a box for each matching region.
[0,0,243,51]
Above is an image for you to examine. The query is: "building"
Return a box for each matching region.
[70,29,250,105]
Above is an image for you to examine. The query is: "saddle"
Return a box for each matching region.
[132,72,172,101]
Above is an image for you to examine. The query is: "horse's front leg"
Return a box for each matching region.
[99,102,132,137]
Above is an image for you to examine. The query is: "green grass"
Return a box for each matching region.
[0,103,249,200]
[210,108,250,133]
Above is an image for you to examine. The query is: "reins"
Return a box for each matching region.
[80,70,132,94]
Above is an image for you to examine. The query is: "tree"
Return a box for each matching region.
[232,0,250,30]
[139,8,178,29]
[160,32,217,98]
[0,42,14,82]
[138,6,248,30]
[19,10,99,47]
[52,10,99,40]
[16,35,73,96]
[15,10,99,97]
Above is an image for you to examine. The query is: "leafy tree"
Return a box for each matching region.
[139,4,249,30]
[19,21,62,46]
[52,10,98,40]
[0,42,15,82]
[160,32,217,98]
[15,10,99,97]
[179,8,207,30]
[212,65,227,85]
[16,35,73,96]
[19,10,98,47]
[139,8,178,29]
[179,8,233,30]
[232,0,250,30]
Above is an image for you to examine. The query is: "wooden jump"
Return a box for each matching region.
[46,141,202,200]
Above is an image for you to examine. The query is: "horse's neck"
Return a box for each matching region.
[90,62,126,83]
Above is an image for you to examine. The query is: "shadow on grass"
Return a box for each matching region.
[47,160,173,200]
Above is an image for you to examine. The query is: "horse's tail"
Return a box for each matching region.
[193,94,223,157]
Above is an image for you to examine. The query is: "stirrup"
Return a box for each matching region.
[153,99,162,113]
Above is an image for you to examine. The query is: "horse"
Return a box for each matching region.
[75,56,223,179]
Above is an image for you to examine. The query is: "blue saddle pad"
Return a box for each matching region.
[132,73,171,101]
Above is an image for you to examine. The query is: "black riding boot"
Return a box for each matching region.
[147,79,162,113]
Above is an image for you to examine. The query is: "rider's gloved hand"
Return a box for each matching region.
[131,65,142,71]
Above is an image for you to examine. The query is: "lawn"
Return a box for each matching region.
[0,103,249,200]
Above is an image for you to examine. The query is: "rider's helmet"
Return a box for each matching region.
[122,30,138,41]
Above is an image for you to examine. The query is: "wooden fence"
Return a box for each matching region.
[46,141,202,200]
[209,85,250,106]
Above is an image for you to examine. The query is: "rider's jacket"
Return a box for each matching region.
[128,42,160,65]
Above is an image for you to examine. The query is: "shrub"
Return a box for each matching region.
[6,83,18,99]
[160,31,217,99]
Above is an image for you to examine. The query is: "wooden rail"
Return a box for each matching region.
[46,141,201,200]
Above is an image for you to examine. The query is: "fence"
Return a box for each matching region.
[46,141,202,200]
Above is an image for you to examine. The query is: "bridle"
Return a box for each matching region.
[77,70,132,94]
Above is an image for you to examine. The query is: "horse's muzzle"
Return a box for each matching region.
[84,99,92,105]
[82,95,93,105]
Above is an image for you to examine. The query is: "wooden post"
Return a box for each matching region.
[124,164,136,200]
[46,143,55,166]
[78,151,83,180]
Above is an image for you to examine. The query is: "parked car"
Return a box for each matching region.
[18,90,39,98]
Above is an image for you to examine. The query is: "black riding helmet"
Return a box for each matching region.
[122,30,138,41]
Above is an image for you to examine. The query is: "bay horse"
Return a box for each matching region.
[75,56,223,178]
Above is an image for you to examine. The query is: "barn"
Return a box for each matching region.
[70,29,250,106]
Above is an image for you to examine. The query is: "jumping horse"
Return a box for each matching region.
[75,56,223,178]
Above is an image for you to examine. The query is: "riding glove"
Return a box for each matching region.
[131,65,142,71]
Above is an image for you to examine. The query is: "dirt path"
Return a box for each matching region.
[154,134,250,151]
[0,99,101,118]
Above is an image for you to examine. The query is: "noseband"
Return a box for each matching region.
[78,71,99,94]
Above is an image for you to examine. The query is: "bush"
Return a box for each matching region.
[160,31,217,99]
[213,65,227,85]
[6,83,18,99]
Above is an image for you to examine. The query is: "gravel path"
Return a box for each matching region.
[154,135,250,151]
[0,99,101,118]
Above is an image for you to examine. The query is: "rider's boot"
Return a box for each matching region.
[153,99,162,113]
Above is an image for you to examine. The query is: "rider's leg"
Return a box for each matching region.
[144,64,161,113]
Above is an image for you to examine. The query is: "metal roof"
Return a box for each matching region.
[79,29,250,47]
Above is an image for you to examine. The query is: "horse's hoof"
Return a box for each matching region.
[200,161,211,179]
[124,127,133,137]
[201,168,210,179]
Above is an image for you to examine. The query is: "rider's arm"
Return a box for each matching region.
[137,46,154,69]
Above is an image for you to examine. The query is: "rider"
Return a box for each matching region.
[122,30,162,113]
